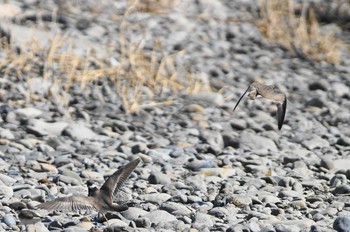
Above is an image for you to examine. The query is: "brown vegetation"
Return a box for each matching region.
[257,0,343,64]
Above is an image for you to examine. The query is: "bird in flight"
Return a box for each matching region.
[233,81,287,130]
[37,158,141,213]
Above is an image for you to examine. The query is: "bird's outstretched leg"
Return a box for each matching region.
[98,212,110,227]
[104,213,110,227]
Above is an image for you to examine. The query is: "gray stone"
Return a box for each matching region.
[261,195,281,204]
[187,195,202,203]
[230,119,248,130]
[0,185,13,199]
[15,108,42,119]
[77,221,95,229]
[37,143,55,153]
[333,185,350,195]
[200,130,224,152]
[334,159,350,171]
[64,226,91,232]
[148,171,172,185]
[86,25,106,38]
[26,222,49,232]
[48,220,63,230]
[80,170,104,182]
[192,212,214,229]
[143,210,177,224]
[337,137,350,146]
[27,171,47,180]
[62,123,105,141]
[302,136,330,150]
[309,80,328,91]
[278,190,304,199]
[28,188,46,201]
[208,207,229,218]
[320,156,335,170]
[332,82,350,98]
[107,218,128,228]
[305,98,325,108]
[248,219,261,232]
[313,213,325,222]
[60,169,83,184]
[13,189,32,199]
[9,201,26,210]
[222,132,239,148]
[120,207,148,221]
[58,175,81,186]
[334,216,350,232]
[186,159,217,171]
[0,128,14,140]
[131,142,148,154]
[291,200,307,210]
[139,193,172,205]
[134,217,151,228]
[160,202,192,216]
[147,148,172,162]
[239,131,277,153]
[5,111,18,124]
[330,174,347,187]
[0,158,10,171]
[185,176,207,193]
[321,207,338,216]
[272,219,315,231]
[2,214,16,227]
[27,119,68,136]
[0,173,16,186]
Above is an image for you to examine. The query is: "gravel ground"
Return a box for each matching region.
[0,0,350,232]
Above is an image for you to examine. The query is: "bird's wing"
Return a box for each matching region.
[36,196,97,211]
[233,85,251,112]
[277,96,287,130]
[100,158,141,200]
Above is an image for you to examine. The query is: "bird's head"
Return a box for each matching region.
[87,180,99,196]
[248,89,258,100]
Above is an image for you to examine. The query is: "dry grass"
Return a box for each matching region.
[0,0,211,113]
[128,0,177,14]
[257,0,343,64]
[113,40,206,113]
[0,29,210,114]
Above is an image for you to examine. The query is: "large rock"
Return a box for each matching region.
[62,123,106,141]
[239,130,277,153]
[143,210,177,224]
[334,216,350,232]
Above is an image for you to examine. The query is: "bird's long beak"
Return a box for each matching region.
[233,86,250,112]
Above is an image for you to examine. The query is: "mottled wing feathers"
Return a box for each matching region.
[37,196,97,211]
[100,158,141,199]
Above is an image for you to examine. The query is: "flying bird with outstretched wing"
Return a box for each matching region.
[37,158,141,213]
[233,81,287,130]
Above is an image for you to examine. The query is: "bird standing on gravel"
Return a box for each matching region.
[233,81,287,130]
[37,158,140,213]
